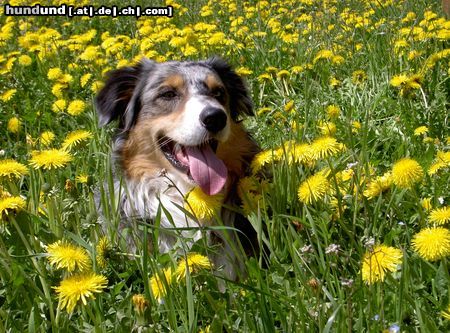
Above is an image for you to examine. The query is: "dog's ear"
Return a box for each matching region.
[205,57,253,119]
[95,59,154,129]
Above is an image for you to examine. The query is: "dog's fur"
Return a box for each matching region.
[96,57,259,280]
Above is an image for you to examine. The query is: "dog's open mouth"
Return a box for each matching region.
[159,136,227,195]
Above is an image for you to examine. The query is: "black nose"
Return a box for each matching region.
[200,107,227,133]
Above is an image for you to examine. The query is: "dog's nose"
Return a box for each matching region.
[200,107,227,133]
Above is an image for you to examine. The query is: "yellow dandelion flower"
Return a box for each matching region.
[442,304,450,320]
[1,89,17,102]
[250,149,276,174]
[412,227,450,261]
[276,141,312,165]
[391,73,423,96]
[184,187,223,220]
[276,69,290,79]
[331,55,345,65]
[289,66,302,74]
[408,50,422,60]
[76,174,89,184]
[62,130,92,150]
[47,240,91,272]
[265,66,278,73]
[47,67,63,81]
[132,294,149,315]
[206,32,226,45]
[390,74,408,87]
[60,75,73,85]
[175,253,211,282]
[405,74,422,90]
[0,159,28,180]
[257,107,271,116]
[79,46,100,62]
[284,100,295,113]
[421,197,433,211]
[237,176,260,199]
[428,162,445,176]
[352,70,367,84]
[0,196,26,219]
[91,80,104,95]
[326,105,340,119]
[51,83,65,98]
[298,172,329,204]
[361,245,402,285]
[29,149,72,170]
[40,131,55,146]
[54,272,108,313]
[363,172,393,200]
[117,59,132,68]
[338,169,354,183]
[52,99,67,113]
[414,126,428,136]
[7,117,21,134]
[237,176,266,215]
[149,267,172,302]
[313,49,334,64]
[80,73,92,88]
[429,207,450,226]
[309,136,343,160]
[199,325,211,333]
[403,12,416,23]
[18,55,32,66]
[391,158,423,189]
[291,143,313,165]
[96,236,111,269]
[428,151,450,176]
[318,121,336,136]
[394,39,409,52]
[67,100,86,116]
[352,121,362,133]
[329,77,341,88]
[257,73,272,82]
[235,67,253,76]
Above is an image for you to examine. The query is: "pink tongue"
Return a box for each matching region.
[185,145,227,195]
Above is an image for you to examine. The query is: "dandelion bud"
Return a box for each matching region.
[132,294,149,315]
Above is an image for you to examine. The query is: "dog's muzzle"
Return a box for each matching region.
[200,107,227,133]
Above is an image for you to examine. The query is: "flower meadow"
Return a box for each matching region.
[1,0,450,331]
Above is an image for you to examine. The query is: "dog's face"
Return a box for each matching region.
[96,58,257,196]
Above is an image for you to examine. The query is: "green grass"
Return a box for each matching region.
[1,0,450,332]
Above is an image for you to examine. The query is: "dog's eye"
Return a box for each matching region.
[159,90,178,100]
[211,88,225,99]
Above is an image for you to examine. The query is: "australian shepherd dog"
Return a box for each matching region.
[96,57,260,280]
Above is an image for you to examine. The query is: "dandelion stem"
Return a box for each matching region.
[10,216,57,332]
[419,87,428,108]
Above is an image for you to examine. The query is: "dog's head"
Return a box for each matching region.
[96,57,257,195]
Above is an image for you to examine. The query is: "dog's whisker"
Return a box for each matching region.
[145,138,172,157]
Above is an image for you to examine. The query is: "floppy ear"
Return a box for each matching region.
[95,59,154,129]
[205,57,253,119]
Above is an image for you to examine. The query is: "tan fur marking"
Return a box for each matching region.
[217,122,258,177]
[205,74,223,91]
[121,120,170,180]
[162,74,185,90]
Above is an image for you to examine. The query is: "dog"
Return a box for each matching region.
[95,57,260,280]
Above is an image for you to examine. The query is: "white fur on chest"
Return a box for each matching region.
[118,171,204,252]
[114,170,241,280]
